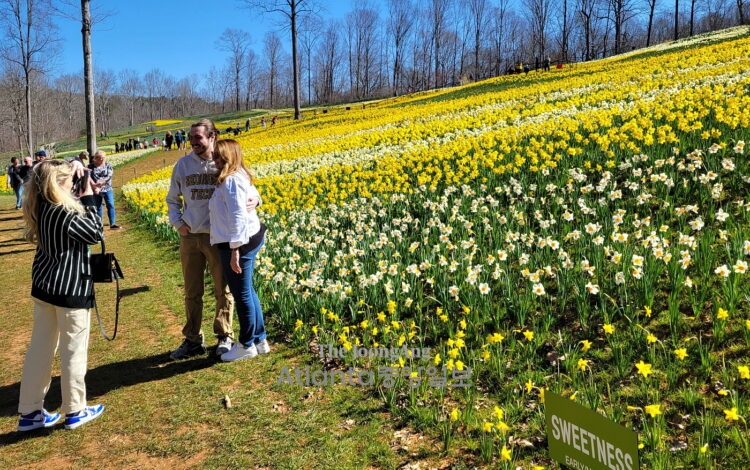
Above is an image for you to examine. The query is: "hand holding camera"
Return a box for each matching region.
[71,168,94,197]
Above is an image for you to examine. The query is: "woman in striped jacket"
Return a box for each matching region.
[16,159,106,432]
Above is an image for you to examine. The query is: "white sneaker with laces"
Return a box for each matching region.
[221,342,258,362]
[256,339,271,354]
[216,336,233,356]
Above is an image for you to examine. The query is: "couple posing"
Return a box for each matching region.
[167,118,269,362]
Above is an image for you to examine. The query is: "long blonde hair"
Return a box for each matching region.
[214,139,253,185]
[22,159,85,244]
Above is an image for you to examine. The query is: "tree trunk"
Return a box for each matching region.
[81,0,97,154]
[291,0,301,119]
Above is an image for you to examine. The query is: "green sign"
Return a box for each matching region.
[545,391,639,470]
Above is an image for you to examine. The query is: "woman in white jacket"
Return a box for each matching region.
[209,139,270,362]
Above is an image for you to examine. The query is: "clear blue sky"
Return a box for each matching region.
[55,0,354,81]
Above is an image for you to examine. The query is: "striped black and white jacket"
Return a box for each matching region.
[30,195,104,309]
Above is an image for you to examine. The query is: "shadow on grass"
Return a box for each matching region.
[0,352,216,444]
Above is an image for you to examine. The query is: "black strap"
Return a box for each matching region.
[93,239,121,341]
[93,274,121,341]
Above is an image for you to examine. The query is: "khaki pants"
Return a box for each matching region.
[179,233,234,344]
[19,299,91,415]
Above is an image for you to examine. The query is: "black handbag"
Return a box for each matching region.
[91,240,123,282]
[90,240,124,340]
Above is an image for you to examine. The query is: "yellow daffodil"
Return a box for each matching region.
[500,445,512,461]
[635,360,653,378]
[724,407,740,422]
[644,404,662,418]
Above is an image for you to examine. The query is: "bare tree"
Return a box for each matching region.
[577,0,600,60]
[737,0,747,23]
[94,67,116,136]
[558,0,571,62]
[346,1,381,100]
[522,0,552,64]
[118,69,142,127]
[0,0,58,155]
[689,0,698,34]
[0,66,27,153]
[386,0,415,96]
[645,0,659,45]
[463,0,489,80]
[143,68,169,120]
[264,32,283,108]
[315,21,342,103]
[298,14,322,104]
[243,49,261,109]
[608,0,639,54]
[429,0,450,88]
[217,28,251,112]
[173,75,201,117]
[241,0,320,120]
[53,73,83,131]
[80,0,96,153]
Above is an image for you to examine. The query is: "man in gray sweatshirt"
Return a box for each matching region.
[166,118,236,359]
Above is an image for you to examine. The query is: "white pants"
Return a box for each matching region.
[18,298,91,415]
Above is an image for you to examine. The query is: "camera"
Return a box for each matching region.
[71,169,91,194]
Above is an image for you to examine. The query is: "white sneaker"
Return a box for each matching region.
[216,336,233,356]
[221,342,258,362]
[256,339,271,354]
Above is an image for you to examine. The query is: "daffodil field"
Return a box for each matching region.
[123,27,750,468]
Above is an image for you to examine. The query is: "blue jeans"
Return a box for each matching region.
[95,190,116,225]
[219,236,266,347]
[14,185,23,208]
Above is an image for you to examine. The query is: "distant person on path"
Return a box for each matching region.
[7,156,25,209]
[73,151,88,166]
[544,56,551,72]
[175,130,183,150]
[166,118,236,360]
[245,119,250,131]
[88,150,121,230]
[16,159,105,432]
[33,150,47,167]
[209,139,269,362]
[21,156,34,184]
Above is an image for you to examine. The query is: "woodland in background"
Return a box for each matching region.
[0,0,748,156]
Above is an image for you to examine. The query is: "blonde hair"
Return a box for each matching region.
[214,139,253,185]
[22,160,85,244]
